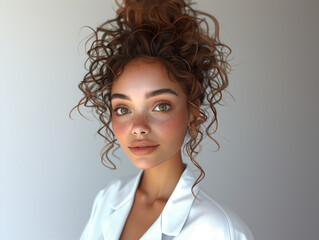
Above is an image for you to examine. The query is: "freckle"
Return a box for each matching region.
[166,122,173,128]
[161,120,173,129]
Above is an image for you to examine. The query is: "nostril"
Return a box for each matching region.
[132,129,149,135]
[131,123,151,135]
[133,130,146,135]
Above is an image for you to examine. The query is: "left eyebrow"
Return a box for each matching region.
[146,88,179,98]
[111,88,179,101]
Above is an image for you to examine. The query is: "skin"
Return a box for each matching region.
[110,58,196,240]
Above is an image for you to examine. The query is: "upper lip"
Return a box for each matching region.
[129,140,159,148]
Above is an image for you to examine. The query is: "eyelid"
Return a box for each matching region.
[112,101,172,116]
[112,104,128,111]
[112,104,131,116]
[153,101,172,112]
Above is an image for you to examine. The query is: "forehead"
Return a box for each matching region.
[111,58,184,96]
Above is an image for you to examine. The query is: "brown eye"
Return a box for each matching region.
[154,103,171,112]
[115,107,130,116]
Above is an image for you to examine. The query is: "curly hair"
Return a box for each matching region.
[70,0,232,198]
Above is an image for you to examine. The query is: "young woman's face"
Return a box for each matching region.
[110,58,193,170]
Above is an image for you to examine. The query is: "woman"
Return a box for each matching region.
[71,0,254,239]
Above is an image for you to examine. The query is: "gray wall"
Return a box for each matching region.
[1,0,318,239]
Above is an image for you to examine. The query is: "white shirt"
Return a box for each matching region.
[80,164,254,240]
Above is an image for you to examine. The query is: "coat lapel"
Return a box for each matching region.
[102,201,133,240]
[102,170,144,240]
[161,164,199,237]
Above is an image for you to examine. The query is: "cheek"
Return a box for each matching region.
[159,111,189,140]
[112,120,129,140]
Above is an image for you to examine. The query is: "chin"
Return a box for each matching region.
[130,158,164,170]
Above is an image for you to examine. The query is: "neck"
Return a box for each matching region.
[138,155,185,202]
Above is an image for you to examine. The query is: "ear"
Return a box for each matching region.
[194,99,200,107]
[188,99,201,124]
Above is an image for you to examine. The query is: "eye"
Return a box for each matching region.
[154,102,171,112]
[113,106,131,116]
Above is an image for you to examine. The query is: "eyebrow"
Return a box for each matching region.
[111,88,179,101]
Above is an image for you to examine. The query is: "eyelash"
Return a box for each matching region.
[112,101,172,116]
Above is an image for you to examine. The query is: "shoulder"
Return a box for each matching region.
[81,172,139,225]
[92,173,137,206]
[80,173,138,240]
[185,189,254,240]
[100,173,136,195]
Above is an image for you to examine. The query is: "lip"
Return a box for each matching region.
[129,140,159,148]
[129,140,159,155]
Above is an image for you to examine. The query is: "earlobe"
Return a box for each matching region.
[189,114,195,126]
[188,99,200,125]
[195,99,200,108]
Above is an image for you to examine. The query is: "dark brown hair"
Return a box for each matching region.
[70,0,232,198]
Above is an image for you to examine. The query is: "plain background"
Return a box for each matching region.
[1,0,318,239]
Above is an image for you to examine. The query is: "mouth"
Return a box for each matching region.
[129,140,159,148]
[131,146,157,148]
[128,145,159,155]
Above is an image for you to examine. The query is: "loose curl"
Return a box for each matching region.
[70,0,232,199]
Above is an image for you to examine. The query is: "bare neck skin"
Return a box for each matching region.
[137,152,185,204]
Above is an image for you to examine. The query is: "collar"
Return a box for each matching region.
[107,163,199,237]
[161,163,199,236]
[108,169,144,210]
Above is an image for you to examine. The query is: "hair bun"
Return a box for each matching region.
[117,0,187,27]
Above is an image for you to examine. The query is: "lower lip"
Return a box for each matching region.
[129,145,159,155]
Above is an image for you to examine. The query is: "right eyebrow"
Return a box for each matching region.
[110,93,130,101]
[111,88,179,101]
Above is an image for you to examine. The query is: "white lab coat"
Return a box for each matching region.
[80,163,254,240]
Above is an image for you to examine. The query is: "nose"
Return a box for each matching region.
[131,114,151,136]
